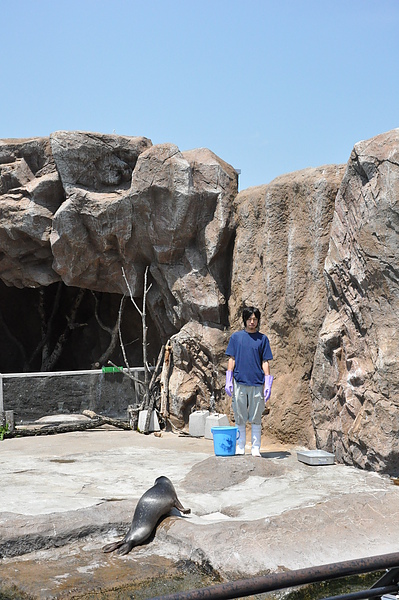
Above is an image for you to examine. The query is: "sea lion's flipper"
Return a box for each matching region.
[102,540,124,553]
[117,541,135,555]
[174,497,191,514]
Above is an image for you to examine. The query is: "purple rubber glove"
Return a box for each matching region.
[225,370,234,397]
[264,375,274,402]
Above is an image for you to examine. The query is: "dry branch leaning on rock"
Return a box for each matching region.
[1,410,131,438]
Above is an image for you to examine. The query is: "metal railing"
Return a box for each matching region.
[150,552,399,600]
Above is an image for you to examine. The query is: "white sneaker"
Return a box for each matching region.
[251,446,261,457]
[236,445,245,455]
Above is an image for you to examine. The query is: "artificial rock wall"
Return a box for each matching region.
[310,130,399,473]
[1,128,398,473]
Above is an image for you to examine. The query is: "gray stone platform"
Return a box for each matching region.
[1,426,399,598]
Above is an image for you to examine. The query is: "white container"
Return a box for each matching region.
[204,414,230,439]
[297,449,335,466]
[138,409,160,433]
[189,410,210,437]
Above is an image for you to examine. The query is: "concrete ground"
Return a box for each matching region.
[1,422,399,599]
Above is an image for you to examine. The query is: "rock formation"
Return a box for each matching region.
[1,128,399,473]
[168,321,231,428]
[49,133,237,336]
[0,133,236,330]
[311,129,399,473]
[49,131,152,295]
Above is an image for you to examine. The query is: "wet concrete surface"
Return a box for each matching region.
[1,424,399,599]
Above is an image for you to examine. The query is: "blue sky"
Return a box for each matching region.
[2,0,399,190]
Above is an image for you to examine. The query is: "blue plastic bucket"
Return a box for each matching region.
[211,426,239,456]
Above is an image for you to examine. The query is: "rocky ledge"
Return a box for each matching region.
[1,430,399,599]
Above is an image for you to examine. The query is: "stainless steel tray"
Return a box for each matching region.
[297,449,335,465]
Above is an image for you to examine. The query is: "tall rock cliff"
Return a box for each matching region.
[229,165,346,446]
[311,129,399,473]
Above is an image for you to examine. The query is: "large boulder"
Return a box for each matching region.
[50,136,237,336]
[49,131,152,294]
[168,321,230,428]
[128,144,237,334]
[228,165,346,445]
[311,129,399,473]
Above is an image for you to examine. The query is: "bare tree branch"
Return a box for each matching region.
[160,341,172,418]
[92,293,126,367]
[41,289,86,371]
[121,266,153,409]
[141,266,151,397]
[107,360,146,388]
[35,283,63,367]
[118,300,133,374]
[121,265,160,434]
[22,283,64,370]
[92,291,113,334]
[144,344,165,432]
[4,410,132,437]
[149,345,165,392]
[121,267,142,315]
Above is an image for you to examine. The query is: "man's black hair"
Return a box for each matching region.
[242,306,261,326]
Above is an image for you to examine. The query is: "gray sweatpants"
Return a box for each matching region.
[232,380,264,426]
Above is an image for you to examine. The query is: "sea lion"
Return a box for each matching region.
[102,475,190,555]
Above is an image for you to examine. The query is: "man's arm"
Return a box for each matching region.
[225,357,235,397]
[262,360,270,376]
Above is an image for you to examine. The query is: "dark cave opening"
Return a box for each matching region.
[0,280,161,374]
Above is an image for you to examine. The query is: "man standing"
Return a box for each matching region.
[225,306,273,457]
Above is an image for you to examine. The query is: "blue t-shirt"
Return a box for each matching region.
[225,329,273,386]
